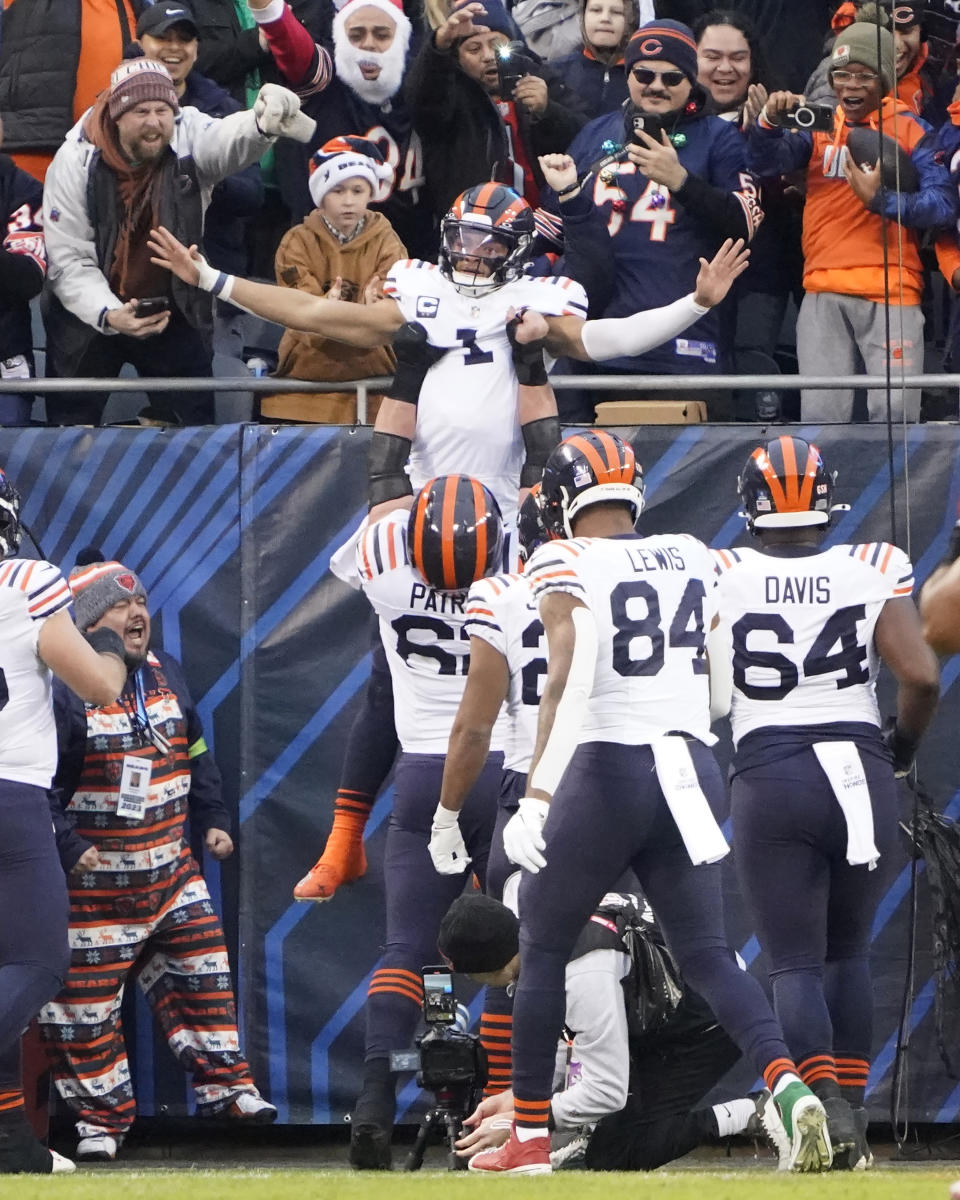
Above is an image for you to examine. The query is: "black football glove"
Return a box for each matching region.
[882,716,919,779]
[388,321,447,404]
[507,309,548,387]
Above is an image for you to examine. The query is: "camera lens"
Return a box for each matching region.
[793,106,814,128]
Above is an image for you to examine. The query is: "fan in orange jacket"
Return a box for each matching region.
[748,19,955,422]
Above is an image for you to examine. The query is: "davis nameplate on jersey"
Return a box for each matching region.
[416,296,439,319]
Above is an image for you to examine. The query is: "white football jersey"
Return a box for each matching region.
[358,511,499,754]
[526,534,716,746]
[382,260,587,533]
[464,572,546,774]
[713,542,914,746]
[0,557,73,786]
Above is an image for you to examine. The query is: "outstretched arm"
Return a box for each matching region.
[535,238,749,361]
[148,225,404,347]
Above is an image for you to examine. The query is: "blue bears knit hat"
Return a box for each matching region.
[624,18,699,82]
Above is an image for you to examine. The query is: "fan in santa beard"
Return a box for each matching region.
[333,0,413,104]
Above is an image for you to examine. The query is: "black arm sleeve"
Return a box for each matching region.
[673,171,752,243]
[368,430,413,508]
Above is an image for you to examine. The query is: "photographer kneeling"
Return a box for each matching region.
[438,889,789,1171]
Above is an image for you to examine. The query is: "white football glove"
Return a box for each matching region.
[253,83,317,142]
[502,797,550,874]
[429,804,471,874]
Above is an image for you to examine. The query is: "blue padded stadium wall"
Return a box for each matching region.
[7,421,959,1127]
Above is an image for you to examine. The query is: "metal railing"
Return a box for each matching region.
[4,373,956,424]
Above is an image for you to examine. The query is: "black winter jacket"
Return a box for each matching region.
[0,0,144,153]
[406,36,589,219]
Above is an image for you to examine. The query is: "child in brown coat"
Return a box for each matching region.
[263,136,407,423]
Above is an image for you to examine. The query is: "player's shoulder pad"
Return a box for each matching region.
[357,510,409,583]
[382,258,438,294]
[467,571,525,605]
[517,272,588,317]
[845,541,914,597]
[710,546,745,574]
[525,538,589,591]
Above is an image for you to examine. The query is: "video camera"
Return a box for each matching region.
[390,966,488,1170]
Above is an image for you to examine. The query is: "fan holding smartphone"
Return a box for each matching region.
[746,18,953,424]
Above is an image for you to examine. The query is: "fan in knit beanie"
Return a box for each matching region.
[624,19,699,83]
[107,58,180,120]
[308,136,395,209]
[830,21,896,94]
[68,560,148,632]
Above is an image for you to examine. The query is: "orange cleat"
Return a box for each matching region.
[293,842,367,902]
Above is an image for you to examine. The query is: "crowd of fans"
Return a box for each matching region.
[1,0,960,425]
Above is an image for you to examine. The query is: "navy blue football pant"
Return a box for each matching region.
[364,751,501,1061]
[339,620,398,800]
[0,782,70,1089]
[513,741,793,1109]
[730,745,898,1069]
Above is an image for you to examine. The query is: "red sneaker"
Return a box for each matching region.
[468,1129,551,1175]
[293,843,367,902]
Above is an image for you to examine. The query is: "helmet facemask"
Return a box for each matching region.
[439,219,532,297]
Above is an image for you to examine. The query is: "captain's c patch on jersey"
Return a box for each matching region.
[416,296,439,319]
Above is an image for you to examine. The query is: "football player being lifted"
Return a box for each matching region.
[149,185,749,904]
[712,435,939,1169]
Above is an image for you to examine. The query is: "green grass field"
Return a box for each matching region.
[4,1169,959,1200]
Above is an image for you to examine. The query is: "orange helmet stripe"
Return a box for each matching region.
[796,441,821,513]
[566,434,610,483]
[495,197,528,227]
[470,476,488,582]
[778,435,800,507]
[411,479,434,581]
[593,428,634,482]
[472,181,500,214]
[441,475,460,590]
[751,447,789,512]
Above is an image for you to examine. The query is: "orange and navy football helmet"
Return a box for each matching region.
[540,431,645,539]
[439,183,535,297]
[407,475,504,591]
[738,435,835,532]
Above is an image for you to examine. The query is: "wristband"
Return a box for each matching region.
[556,180,582,198]
[194,255,235,301]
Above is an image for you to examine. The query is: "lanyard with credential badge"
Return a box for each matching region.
[129,670,172,757]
